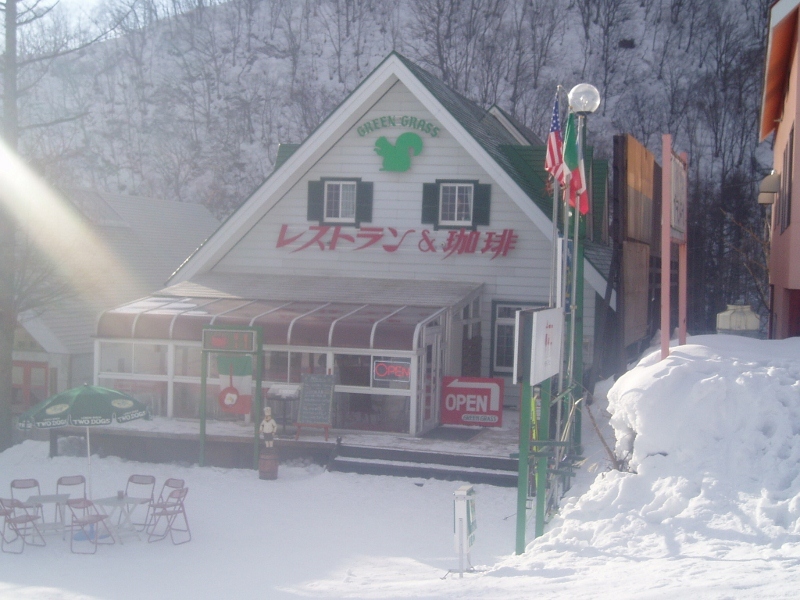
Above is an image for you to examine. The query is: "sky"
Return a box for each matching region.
[1,333,800,599]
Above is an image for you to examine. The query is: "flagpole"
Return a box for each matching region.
[550,178,559,308]
[566,117,583,394]
[565,83,601,455]
[549,87,564,309]
[555,179,571,452]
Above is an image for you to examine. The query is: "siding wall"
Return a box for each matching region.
[214,81,590,394]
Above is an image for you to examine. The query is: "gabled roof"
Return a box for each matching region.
[169,52,609,297]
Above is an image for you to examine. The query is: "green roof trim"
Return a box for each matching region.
[275,143,300,170]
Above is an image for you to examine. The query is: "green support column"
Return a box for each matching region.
[534,377,552,538]
[515,380,532,555]
[253,342,263,470]
[199,350,207,467]
[572,214,585,450]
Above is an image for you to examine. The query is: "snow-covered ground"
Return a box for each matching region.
[2,334,800,599]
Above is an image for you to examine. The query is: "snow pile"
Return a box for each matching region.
[536,334,800,558]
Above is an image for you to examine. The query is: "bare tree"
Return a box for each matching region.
[0,0,119,450]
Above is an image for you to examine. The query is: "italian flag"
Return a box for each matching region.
[562,113,589,215]
[217,354,253,414]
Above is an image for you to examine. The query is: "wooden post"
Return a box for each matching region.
[679,151,689,346]
[661,134,672,360]
[679,243,687,345]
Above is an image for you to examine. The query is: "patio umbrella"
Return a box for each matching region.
[18,384,149,497]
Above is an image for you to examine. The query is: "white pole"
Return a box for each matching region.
[458,517,464,578]
[86,426,92,499]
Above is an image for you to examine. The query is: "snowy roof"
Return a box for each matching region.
[158,272,482,307]
[98,276,480,350]
[21,190,219,355]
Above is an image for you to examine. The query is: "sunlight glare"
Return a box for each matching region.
[0,138,142,313]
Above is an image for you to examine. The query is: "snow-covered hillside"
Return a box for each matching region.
[12,0,766,331]
[25,0,767,218]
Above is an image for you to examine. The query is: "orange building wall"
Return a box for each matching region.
[769,10,800,338]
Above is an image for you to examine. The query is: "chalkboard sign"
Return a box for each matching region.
[295,374,335,440]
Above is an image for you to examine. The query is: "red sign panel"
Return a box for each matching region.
[202,329,257,353]
[440,377,504,427]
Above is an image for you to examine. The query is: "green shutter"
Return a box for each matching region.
[422,183,439,229]
[473,183,491,226]
[356,181,373,224]
[307,180,324,221]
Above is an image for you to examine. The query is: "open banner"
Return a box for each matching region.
[440,377,504,427]
[217,354,253,414]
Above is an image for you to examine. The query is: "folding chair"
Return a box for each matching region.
[125,475,155,530]
[10,478,40,501]
[156,478,184,503]
[147,487,190,545]
[10,479,43,520]
[55,475,86,530]
[66,498,115,554]
[144,478,184,530]
[57,475,86,499]
[0,498,46,554]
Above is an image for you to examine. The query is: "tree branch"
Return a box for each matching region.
[19,111,89,131]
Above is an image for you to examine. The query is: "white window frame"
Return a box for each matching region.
[493,303,523,374]
[325,180,357,223]
[439,183,473,226]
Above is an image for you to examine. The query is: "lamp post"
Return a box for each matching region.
[564,83,600,450]
[517,84,601,554]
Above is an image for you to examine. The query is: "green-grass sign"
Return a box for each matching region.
[356,114,440,138]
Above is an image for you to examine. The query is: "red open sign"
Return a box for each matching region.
[372,358,411,383]
[440,377,504,427]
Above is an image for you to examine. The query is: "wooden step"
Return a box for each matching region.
[328,454,518,487]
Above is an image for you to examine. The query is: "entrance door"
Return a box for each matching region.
[420,325,442,434]
[12,361,49,414]
[789,289,800,338]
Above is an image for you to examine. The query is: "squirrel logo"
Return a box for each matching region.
[374,132,423,172]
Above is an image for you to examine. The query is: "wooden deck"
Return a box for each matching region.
[26,413,521,487]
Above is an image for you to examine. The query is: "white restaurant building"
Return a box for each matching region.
[93,53,611,437]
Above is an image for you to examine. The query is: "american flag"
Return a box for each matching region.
[545,94,566,187]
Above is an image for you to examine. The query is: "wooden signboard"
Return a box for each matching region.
[294,373,335,441]
[623,240,650,347]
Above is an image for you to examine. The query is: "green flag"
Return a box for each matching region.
[562,113,589,215]
[563,113,579,171]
